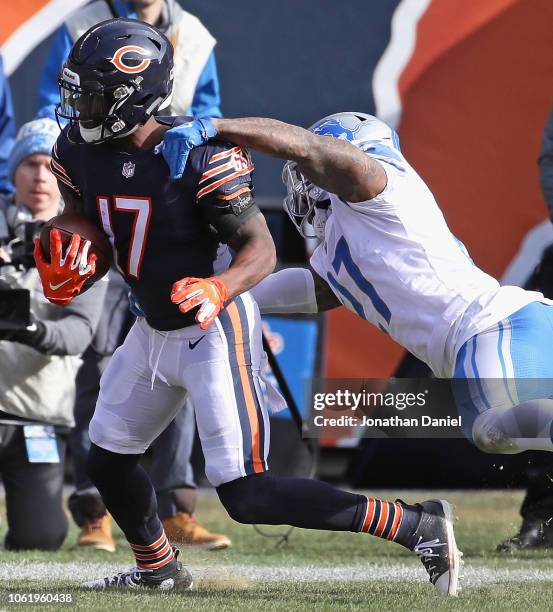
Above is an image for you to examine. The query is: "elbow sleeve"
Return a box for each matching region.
[249,268,317,315]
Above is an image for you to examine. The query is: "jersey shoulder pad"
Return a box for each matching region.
[359,142,407,173]
[188,140,254,200]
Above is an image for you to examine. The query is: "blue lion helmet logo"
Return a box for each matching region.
[311,119,359,141]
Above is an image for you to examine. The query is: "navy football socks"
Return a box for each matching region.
[217,472,420,543]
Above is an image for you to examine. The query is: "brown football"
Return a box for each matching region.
[39,213,112,291]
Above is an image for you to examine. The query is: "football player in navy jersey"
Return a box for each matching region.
[34,18,461,595]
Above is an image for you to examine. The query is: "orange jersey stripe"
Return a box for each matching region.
[50,159,80,193]
[50,158,71,181]
[196,165,254,199]
[51,170,80,194]
[209,146,241,164]
[216,187,251,201]
[199,160,234,184]
[227,302,263,472]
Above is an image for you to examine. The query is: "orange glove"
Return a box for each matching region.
[33,229,97,306]
[171,276,229,330]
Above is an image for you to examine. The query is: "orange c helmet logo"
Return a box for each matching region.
[111,46,151,74]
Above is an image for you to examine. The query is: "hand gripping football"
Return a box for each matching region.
[39,213,112,290]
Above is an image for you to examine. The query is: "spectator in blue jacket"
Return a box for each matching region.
[38,0,221,121]
[0,55,16,195]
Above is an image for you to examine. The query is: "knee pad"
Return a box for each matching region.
[472,410,519,454]
[473,401,553,454]
[217,473,272,524]
[89,405,146,454]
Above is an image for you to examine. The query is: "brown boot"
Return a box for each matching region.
[78,514,116,552]
[163,512,231,550]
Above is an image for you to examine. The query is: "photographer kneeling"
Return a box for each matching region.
[0,118,106,550]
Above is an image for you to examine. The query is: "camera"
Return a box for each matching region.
[0,216,44,332]
[0,219,45,270]
[0,281,30,331]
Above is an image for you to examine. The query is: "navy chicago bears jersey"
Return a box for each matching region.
[50,117,258,330]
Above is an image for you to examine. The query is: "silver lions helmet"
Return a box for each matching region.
[282,112,402,238]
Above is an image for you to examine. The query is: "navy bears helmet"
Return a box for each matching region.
[56,18,174,144]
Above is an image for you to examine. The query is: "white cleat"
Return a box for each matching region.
[409,499,462,596]
[83,547,193,591]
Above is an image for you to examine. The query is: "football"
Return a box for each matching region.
[39,213,112,290]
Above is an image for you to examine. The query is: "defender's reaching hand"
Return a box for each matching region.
[33,229,96,306]
[162,117,218,180]
[171,276,229,330]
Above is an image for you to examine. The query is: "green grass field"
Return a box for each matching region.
[1,489,552,611]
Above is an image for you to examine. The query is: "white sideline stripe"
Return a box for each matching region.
[1,562,552,586]
[372,0,432,128]
[2,0,89,76]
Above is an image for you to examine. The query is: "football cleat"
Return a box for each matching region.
[407,499,462,596]
[82,547,193,591]
[497,518,553,551]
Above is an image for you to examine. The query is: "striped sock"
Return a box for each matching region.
[359,497,405,541]
[130,531,175,571]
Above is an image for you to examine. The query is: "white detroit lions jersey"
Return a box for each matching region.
[310,155,544,377]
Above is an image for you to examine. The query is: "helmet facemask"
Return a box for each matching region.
[57,71,152,144]
[282,161,330,239]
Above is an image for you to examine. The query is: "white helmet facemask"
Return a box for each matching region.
[282,162,332,239]
[282,112,404,239]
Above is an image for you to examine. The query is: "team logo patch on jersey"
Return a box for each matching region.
[111,45,151,74]
[122,161,135,178]
[229,190,253,215]
[197,147,254,200]
[230,148,252,172]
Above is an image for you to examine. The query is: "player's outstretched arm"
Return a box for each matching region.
[212,118,387,202]
[249,267,341,314]
[163,117,386,202]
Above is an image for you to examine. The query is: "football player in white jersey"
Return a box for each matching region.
[163,112,553,458]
